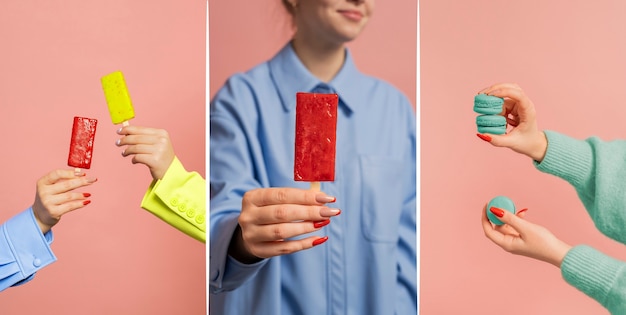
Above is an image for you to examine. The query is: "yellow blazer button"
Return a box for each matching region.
[170,197,179,206]
[178,203,187,212]
[195,214,205,224]
[186,208,195,218]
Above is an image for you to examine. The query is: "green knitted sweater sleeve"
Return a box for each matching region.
[561,245,626,314]
[534,130,626,313]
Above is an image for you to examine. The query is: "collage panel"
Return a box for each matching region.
[0,1,206,314]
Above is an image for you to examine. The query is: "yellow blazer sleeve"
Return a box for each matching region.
[141,156,206,242]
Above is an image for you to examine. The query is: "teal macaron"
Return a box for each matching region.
[474,94,504,115]
[476,115,506,135]
[487,196,516,225]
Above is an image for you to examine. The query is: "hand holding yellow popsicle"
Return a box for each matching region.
[101,71,135,126]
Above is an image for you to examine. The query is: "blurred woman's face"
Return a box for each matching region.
[292,0,374,46]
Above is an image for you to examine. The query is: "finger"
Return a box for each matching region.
[245,219,331,242]
[478,83,517,95]
[122,144,157,157]
[245,203,340,225]
[516,208,528,218]
[483,83,522,95]
[249,235,327,258]
[55,192,91,205]
[44,191,90,205]
[481,204,505,243]
[505,116,519,127]
[50,198,92,217]
[478,82,520,94]
[117,134,162,147]
[244,187,336,208]
[40,169,83,185]
[494,222,521,237]
[489,206,527,232]
[117,125,161,136]
[42,175,97,195]
[485,86,527,106]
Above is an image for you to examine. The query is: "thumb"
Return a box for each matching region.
[489,206,528,232]
[484,133,514,149]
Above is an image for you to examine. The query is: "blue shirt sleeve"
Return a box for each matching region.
[0,208,57,292]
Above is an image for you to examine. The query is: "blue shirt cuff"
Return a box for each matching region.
[0,208,56,290]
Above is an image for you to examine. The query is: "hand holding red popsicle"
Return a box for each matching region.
[228,187,340,263]
[228,92,340,263]
[32,169,97,234]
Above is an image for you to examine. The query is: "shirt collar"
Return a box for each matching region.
[269,42,363,113]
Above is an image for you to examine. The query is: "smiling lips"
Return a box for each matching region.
[338,9,363,22]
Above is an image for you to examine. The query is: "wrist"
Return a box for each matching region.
[548,240,573,268]
[228,225,263,264]
[529,131,548,162]
[32,207,52,234]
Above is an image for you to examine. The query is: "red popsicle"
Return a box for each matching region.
[67,116,98,171]
[294,92,338,189]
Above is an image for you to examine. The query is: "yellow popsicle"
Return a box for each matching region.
[101,71,134,125]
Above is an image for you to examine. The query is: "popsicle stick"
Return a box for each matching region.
[310,182,320,191]
[122,121,130,127]
[74,168,82,174]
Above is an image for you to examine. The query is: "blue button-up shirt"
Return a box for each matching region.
[0,208,56,292]
[210,42,417,315]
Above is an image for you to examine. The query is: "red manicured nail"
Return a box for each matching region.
[490,207,505,217]
[517,208,528,215]
[83,200,92,206]
[313,219,331,228]
[312,236,329,246]
[477,134,492,142]
[83,193,91,197]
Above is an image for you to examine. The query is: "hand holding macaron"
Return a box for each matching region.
[475,83,549,162]
[482,201,572,268]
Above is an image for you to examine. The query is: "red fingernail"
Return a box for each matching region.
[83,193,91,197]
[517,208,528,215]
[312,236,328,246]
[313,219,331,228]
[83,200,92,206]
[477,134,492,142]
[490,207,505,217]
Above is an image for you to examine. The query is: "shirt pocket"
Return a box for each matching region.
[359,155,405,243]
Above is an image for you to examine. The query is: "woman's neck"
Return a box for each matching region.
[291,35,345,83]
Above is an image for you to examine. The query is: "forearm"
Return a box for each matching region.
[209,212,267,293]
[141,156,206,242]
[561,245,626,314]
[535,132,626,244]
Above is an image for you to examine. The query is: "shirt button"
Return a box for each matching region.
[195,214,205,225]
[33,258,42,267]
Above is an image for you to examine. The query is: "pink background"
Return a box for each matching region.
[421,1,626,314]
[0,1,205,314]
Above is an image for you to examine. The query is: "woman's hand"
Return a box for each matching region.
[481,204,572,268]
[228,187,341,264]
[116,126,176,180]
[477,83,548,162]
[32,169,97,234]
